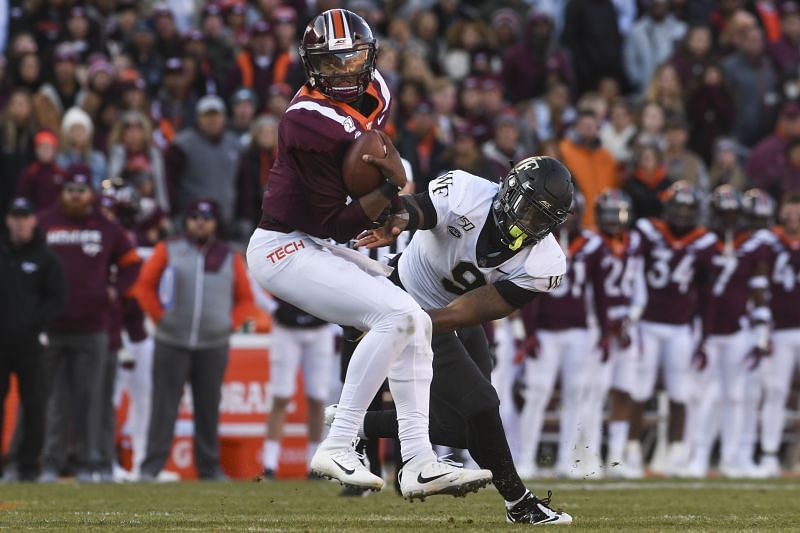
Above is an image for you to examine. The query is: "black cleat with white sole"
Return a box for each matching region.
[506,491,573,525]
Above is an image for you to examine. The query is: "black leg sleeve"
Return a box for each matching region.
[466,408,527,503]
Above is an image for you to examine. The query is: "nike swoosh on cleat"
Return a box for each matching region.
[331,459,355,475]
[416,472,449,484]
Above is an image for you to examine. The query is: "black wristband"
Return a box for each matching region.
[405,203,419,231]
[378,179,401,199]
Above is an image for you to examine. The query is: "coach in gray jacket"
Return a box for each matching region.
[134,200,254,480]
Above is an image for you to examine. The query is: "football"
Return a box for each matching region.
[342,129,388,198]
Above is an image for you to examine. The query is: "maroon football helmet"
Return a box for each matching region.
[595,188,633,236]
[299,9,377,102]
[663,180,702,234]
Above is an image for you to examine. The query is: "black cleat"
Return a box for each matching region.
[506,491,573,525]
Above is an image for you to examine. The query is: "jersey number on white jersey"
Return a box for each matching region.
[442,261,487,295]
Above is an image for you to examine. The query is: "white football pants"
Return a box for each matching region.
[518,328,591,473]
[760,328,800,454]
[269,324,335,402]
[633,321,694,403]
[114,335,154,474]
[491,318,521,460]
[247,229,434,461]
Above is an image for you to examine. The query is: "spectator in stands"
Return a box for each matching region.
[56,107,106,189]
[426,77,456,147]
[1,89,39,212]
[599,98,637,169]
[62,6,106,63]
[722,26,779,147]
[228,88,258,148]
[37,166,141,482]
[183,30,219,98]
[644,63,685,119]
[0,197,66,482]
[636,101,667,150]
[10,53,43,94]
[201,4,236,84]
[135,199,254,481]
[761,139,800,198]
[153,7,182,60]
[769,2,800,80]
[625,0,687,95]
[128,20,162,93]
[33,43,80,133]
[670,24,716,94]
[152,57,196,138]
[746,101,800,193]
[166,95,241,237]
[482,113,529,180]
[227,21,299,111]
[622,143,673,220]
[501,12,573,104]
[562,0,627,94]
[15,130,64,213]
[440,122,495,180]
[686,64,736,163]
[525,81,576,144]
[397,100,448,192]
[559,110,619,227]
[709,137,749,191]
[79,60,117,127]
[236,115,278,235]
[663,115,709,190]
[107,111,169,213]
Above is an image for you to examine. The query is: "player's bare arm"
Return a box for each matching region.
[427,283,517,335]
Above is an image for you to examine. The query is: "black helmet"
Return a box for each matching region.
[663,180,701,233]
[492,156,574,250]
[299,9,377,102]
[595,188,633,236]
[742,188,775,230]
[710,184,742,231]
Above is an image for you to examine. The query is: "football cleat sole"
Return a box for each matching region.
[402,477,493,502]
[309,470,383,493]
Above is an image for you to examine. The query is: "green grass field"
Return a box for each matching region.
[1,478,799,531]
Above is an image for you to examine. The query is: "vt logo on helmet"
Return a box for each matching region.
[492,156,574,251]
[299,9,377,102]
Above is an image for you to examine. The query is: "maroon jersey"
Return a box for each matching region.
[15,162,65,212]
[597,230,643,329]
[523,230,604,332]
[39,206,141,334]
[636,218,717,325]
[764,227,800,330]
[259,72,392,243]
[705,231,769,335]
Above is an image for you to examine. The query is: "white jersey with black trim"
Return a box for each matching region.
[397,170,567,310]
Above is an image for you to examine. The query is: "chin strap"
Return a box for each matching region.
[508,225,527,251]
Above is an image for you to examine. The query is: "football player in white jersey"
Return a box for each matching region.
[334,156,574,524]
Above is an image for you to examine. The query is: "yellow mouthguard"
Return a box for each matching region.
[508,225,527,251]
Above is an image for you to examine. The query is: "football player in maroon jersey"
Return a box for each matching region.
[630,181,717,476]
[516,195,606,478]
[758,192,800,477]
[246,9,490,497]
[685,186,770,478]
[588,189,646,478]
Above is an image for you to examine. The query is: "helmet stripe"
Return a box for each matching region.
[341,10,351,38]
[325,11,335,40]
[332,9,346,39]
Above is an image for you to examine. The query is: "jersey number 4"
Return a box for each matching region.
[442,261,487,295]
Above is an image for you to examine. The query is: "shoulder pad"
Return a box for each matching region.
[524,233,567,279]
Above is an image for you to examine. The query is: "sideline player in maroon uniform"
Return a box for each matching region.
[517,196,606,478]
[758,192,800,477]
[245,9,491,497]
[589,189,645,478]
[631,181,717,476]
[685,186,770,478]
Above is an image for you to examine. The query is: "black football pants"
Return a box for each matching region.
[362,325,527,502]
[0,339,45,479]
